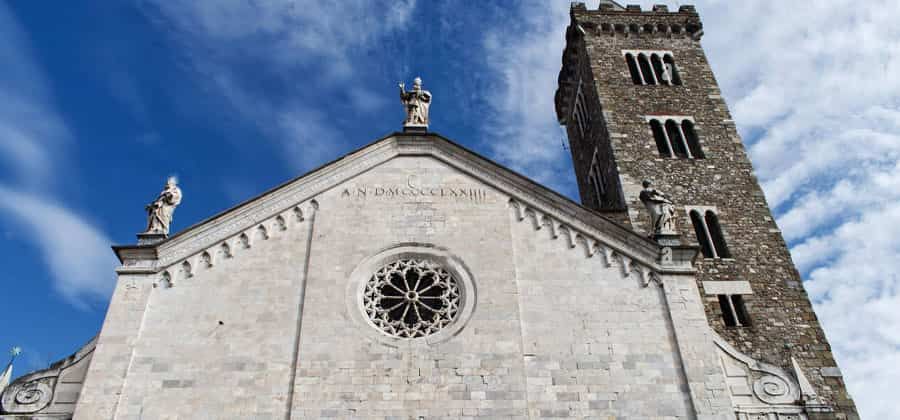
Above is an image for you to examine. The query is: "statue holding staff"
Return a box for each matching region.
[144,176,182,235]
[399,77,432,128]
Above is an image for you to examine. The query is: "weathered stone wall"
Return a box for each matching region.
[555,3,858,418]
[107,216,310,418]
[77,149,733,418]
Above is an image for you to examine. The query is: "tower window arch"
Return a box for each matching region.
[649,119,670,156]
[645,116,704,159]
[663,54,682,85]
[682,120,704,158]
[688,207,731,258]
[625,53,643,84]
[651,54,666,85]
[622,50,683,86]
[664,119,689,158]
[637,54,656,85]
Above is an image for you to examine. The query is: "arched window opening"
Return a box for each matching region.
[690,210,714,258]
[663,54,682,85]
[650,119,671,156]
[665,119,688,157]
[682,120,704,158]
[625,54,642,85]
[705,211,731,258]
[637,54,656,85]
[651,54,667,85]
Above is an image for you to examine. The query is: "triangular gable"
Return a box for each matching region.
[115,132,685,281]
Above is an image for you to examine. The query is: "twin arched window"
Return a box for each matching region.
[689,209,730,258]
[648,118,704,158]
[624,51,682,86]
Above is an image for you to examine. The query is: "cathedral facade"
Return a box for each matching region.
[0,3,858,419]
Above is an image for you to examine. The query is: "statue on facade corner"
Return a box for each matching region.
[639,180,676,236]
[143,176,182,235]
[399,77,432,128]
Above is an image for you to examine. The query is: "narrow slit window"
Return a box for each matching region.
[732,295,751,326]
[651,54,667,85]
[705,211,731,258]
[718,294,751,327]
[665,119,688,158]
[682,120,704,158]
[625,53,643,84]
[718,295,737,327]
[690,210,715,258]
[637,54,656,85]
[649,119,671,156]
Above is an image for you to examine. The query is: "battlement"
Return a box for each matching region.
[575,1,697,14]
[569,2,702,40]
[556,2,703,124]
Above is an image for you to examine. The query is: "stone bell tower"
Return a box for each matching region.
[555,2,858,418]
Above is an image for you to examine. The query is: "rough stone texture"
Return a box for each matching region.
[555,3,858,419]
[74,135,736,419]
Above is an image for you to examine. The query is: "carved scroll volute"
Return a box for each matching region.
[753,374,797,405]
[1,377,54,414]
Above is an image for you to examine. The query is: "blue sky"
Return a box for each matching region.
[1,1,899,417]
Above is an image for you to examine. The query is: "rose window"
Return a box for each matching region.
[362,258,461,338]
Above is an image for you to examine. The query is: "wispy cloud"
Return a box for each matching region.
[0,3,115,308]
[0,186,116,308]
[0,4,69,189]
[139,0,417,171]
[480,0,576,193]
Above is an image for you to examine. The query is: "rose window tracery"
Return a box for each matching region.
[362,258,460,338]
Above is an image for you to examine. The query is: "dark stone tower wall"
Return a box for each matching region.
[555,3,858,418]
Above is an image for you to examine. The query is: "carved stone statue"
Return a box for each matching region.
[639,180,676,235]
[144,176,182,235]
[399,77,432,129]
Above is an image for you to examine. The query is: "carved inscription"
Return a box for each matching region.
[341,175,489,203]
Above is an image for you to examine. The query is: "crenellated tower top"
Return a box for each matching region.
[556,2,702,124]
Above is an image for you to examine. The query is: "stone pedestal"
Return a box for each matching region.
[653,232,682,247]
[402,124,427,133]
[136,232,167,246]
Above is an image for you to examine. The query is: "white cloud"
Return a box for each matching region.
[0,4,69,188]
[698,2,900,417]
[486,1,900,417]
[0,186,116,309]
[139,0,418,171]
[0,3,116,308]
[480,0,576,192]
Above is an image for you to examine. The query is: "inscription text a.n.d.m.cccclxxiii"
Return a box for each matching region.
[340,175,489,202]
